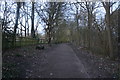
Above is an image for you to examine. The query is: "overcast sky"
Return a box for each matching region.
[0,1,119,35]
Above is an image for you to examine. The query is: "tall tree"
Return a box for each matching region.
[13,2,21,46]
[102,2,114,58]
[78,2,97,49]
[31,2,35,38]
[74,2,80,45]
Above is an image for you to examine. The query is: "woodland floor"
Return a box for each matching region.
[2,43,120,78]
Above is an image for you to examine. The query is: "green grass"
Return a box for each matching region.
[3,37,39,50]
[15,37,39,47]
[3,37,48,50]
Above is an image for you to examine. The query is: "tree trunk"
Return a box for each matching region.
[31,2,35,38]
[27,5,29,36]
[87,9,91,50]
[13,2,21,46]
[106,11,113,58]
[25,14,27,37]
[48,24,51,44]
[103,2,113,58]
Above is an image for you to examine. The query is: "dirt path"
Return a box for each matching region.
[25,43,89,78]
[39,43,90,78]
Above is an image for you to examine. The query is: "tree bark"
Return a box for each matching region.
[27,5,29,36]
[102,2,113,58]
[31,2,35,38]
[13,2,21,46]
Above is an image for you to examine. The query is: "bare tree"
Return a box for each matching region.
[102,2,115,58]
[31,2,35,38]
[36,2,65,44]
[13,2,21,46]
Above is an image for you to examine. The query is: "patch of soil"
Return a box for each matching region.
[2,44,53,78]
[70,43,120,78]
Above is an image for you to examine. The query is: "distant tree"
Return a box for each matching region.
[36,2,65,45]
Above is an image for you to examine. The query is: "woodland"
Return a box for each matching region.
[1,1,120,78]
